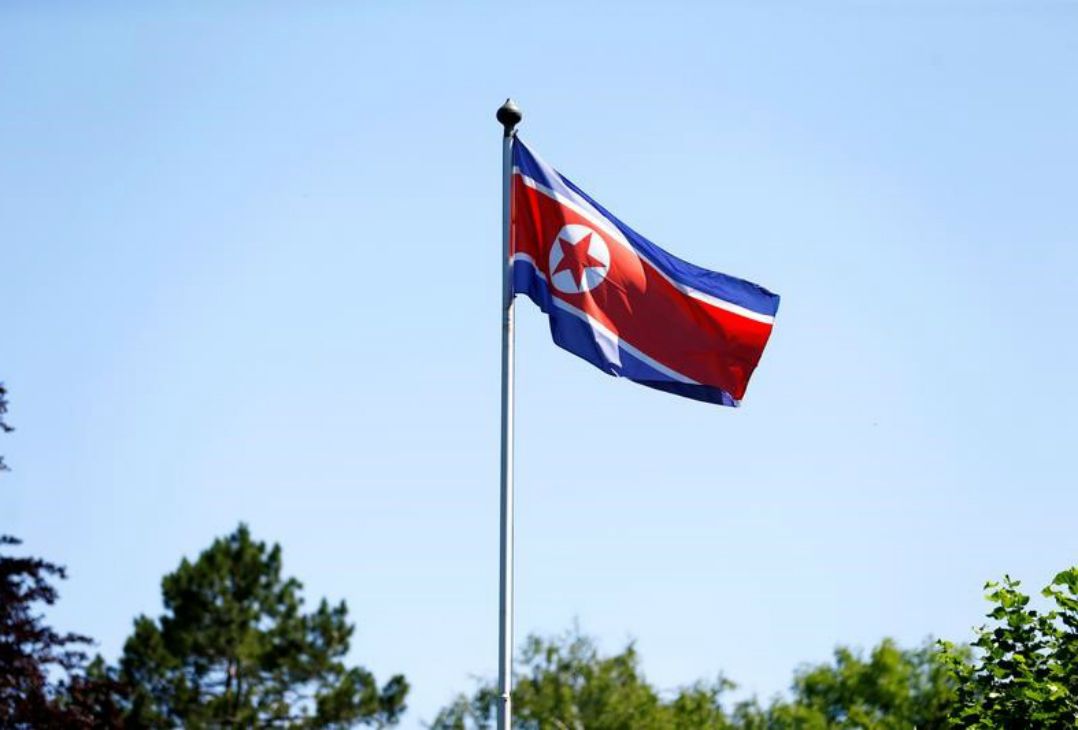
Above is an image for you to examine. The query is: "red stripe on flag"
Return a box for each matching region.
[512,176,773,400]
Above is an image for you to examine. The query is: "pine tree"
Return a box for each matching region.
[117,524,408,728]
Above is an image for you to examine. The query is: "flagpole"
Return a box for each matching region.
[496,98,522,730]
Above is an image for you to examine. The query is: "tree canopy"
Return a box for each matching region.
[430,629,958,730]
[761,638,959,730]
[430,629,734,730]
[0,535,123,728]
[939,569,1078,727]
[114,523,408,729]
[432,564,1078,730]
[0,384,122,727]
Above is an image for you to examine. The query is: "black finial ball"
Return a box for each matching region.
[496,98,522,135]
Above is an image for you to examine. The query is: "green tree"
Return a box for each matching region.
[115,524,408,729]
[939,570,1078,727]
[763,639,958,729]
[432,630,959,730]
[430,628,740,730]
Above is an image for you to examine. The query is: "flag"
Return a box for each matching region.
[510,139,780,407]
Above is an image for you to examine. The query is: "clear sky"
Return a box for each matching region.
[3,1,1076,726]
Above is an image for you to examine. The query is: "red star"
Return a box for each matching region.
[552,232,606,289]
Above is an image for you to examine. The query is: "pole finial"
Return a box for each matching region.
[496,98,522,137]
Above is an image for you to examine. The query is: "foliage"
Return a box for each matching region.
[763,639,959,729]
[114,523,407,729]
[939,570,1078,727]
[429,628,736,730]
[0,535,124,728]
[0,386,122,727]
[431,629,959,730]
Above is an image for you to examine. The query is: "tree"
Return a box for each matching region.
[939,569,1078,727]
[0,535,124,728]
[431,630,959,730]
[0,385,122,728]
[430,628,738,730]
[763,639,958,729]
[115,523,408,728]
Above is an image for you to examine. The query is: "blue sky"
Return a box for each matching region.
[3,1,1076,726]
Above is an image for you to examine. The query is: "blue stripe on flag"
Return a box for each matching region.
[511,258,739,407]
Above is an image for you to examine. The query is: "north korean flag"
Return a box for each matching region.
[510,139,780,407]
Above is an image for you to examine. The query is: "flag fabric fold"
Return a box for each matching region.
[510,139,780,406]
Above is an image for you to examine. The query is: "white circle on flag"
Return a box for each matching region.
[548,224,611,294]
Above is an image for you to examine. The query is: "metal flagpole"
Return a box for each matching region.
[496,98,522,730]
